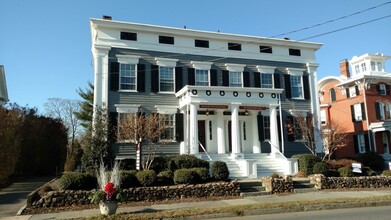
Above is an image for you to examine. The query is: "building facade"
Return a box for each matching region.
[90,17,322,177]
[318,53,391,162]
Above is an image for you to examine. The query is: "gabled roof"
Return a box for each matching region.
[0,65,9,104]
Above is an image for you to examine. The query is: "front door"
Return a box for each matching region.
[198,120,206,152]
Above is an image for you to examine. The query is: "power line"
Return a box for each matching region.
[271,1,391,38]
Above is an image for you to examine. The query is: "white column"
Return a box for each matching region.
[269,104,279,154]
[231,103,241,154]
[180,109,188,154]
[92,46,110,109]
[189,103,199,154]
[216,110,226,154]
[307,63,322,153]
[252,112,261,153]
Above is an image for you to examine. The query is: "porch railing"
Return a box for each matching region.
[199,141,212,161]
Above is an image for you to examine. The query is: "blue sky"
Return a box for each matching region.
[1,0,390,112]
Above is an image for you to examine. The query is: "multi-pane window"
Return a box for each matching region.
[320,110,327,125]
[353,103,363,121]
[229,71,242,87]
[378,102,385,120]
[117,112,136,142]
[349,86,357,97]
[357,134,366,153]
[263,116,271,140]
[361,63,367,72]
[195,69,209,86]
[290,75,303,98]
[329,88,336,102]
[160,114,175,140]
[159,66,174,92]
[386,103,391,120]
[355,65,360,74]
[371,61,376,71]
[379,84,387,95]
[120,64,136,90]
[378,62,382,71]
[261,73,273,88]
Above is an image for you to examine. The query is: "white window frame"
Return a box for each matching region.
[349,86,357,97]
[371,61,376,71]
[379,84,387,95]
[195,69,209,86]
[354,103,363,121]
[159,66,175,93]
[263,116,271,140]
[361,62,367,72]
[355,65,360,74]
[156,58,178,94]
[229,71,243,87]
[357,134,366,153]
[386,102,391,120]
[155,105,178,142]
[261,73,273,88]
[290,75,303,99]
[377,62,383,72]
[191,61,212,86]
[257,66,275,89]
[320,109,327,125]
[160,114,175,141]
[119,63,137,91]
[378,102,385,120]
[116,55,140,92]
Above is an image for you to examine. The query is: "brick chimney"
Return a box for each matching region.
[339,59,350,78]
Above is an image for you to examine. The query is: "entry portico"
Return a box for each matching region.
[176,85,284,157]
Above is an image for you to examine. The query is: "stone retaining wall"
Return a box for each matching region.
[27,181,240,208]
[309,174,391,189]
[260,176,293,194]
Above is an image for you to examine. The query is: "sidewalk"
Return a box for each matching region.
[9,189,391,220]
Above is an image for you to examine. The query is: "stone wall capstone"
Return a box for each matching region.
[260,176,293,194]
[309,174,391,189]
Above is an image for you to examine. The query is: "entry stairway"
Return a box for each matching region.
[200,153,296,179]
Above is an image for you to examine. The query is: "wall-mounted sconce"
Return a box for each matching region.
[244,110,249,116]
[206,109,209,116]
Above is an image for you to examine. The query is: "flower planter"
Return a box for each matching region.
[99,201,118,215]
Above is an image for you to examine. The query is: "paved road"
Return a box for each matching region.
[211,205,391,220]
[0,177,53,217]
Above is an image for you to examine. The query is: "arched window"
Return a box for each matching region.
[329,88,336,103]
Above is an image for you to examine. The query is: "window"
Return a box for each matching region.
[159,66,174,92]
[379,84,387,95]
[329,88,336,102]
[356,134,366,153]
[259,45,272,54]
[119,64,136,90]
[195,39,209,48]
[261,73,273,88]
[160,114,175,140]
[229,71,242,87]
[348,86,359,97]
[353,103,363,121]
[371,61,376,71]
[378,62,383,71]
[120,32,137,41]
[263,116,271,140]
[386,103,391,120]
[355,65,360,74]
[361,63,367,72]
[117,112,137,142]
[290,75,303,98]
[289,48,301,56]
[159,36,174,44]
[228,43,241,51]
[320,110,327,125]
[377,102,385,120]
[195,69,209,86]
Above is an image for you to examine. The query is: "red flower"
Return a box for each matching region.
[104,182,119,201]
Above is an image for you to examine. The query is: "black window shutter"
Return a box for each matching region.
[286,116,295,142]
[387,85,390,95]
[137,64,145,92]
[364,133,370,152]
[330,89,336,102]
[274,73,281,88]
[353,135,359,153]
[243,71,250,87]
[375,102,381,120]
[254,72,260,88]
[222,70,229,86]
[175,67,183,93]
[257,114,264,141]
[355,86,360,96]
[303,75,310,100]
[110,62,119,91]
[210,69,218,86]
[109,112,118,142]
[377,85,381,94]
[351,105,356,122]
[346,88,350,98]
[188,68,195,85]
[175,113,184,142]
[151,65,159,93]
[284,74,292,99]
[361,103,366,120]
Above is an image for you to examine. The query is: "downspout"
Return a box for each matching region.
[363,78,374,151]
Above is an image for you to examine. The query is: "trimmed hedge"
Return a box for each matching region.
[338,167,354,177]
[58,172,97,190]
[292,154,321,176]
[169,155,209,171]
[157,170,174,185]
[211,161,229,181]
[190,167,210,182]
[174,169,198,184]
[121,170,139,188]
[357,152,384,171]
[313,162,329,175]
[136,170,157,186]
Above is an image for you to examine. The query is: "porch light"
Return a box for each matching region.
[244,110,249,116]
[206,109,209,116]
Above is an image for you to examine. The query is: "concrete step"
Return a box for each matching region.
[239,181,269,197]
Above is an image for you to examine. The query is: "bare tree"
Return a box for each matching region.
[117,112,167,170]
[290,113,318,155]
[322,120,348,161]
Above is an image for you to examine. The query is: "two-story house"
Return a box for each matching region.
[318,53,391,162]
[90,17,322,177]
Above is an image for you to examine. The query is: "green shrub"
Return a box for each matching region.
[120,170,139,188]
[381,170,391,176]
[150,157,168,173]
[362,167,377,176]
[190,167,210,182]
[312,162,329,175]
[58,172,97,190]
[357,152,384,171]
[174,169,197,184]
[211,161,229,181]
[169,155,209,171]
[157,170,174,185]
[136,170,156,186]
[292,154,321,176]
[338,167,354,177]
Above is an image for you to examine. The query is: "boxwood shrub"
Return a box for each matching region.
[292,154,321,176]
[169,155,209,171]
[312,162,329,175]
[338,167,354,177]
[58,172,97,190]
[211,161,229,181]
[157,170,174,185]
[190,167,210,182]
[136,170,156,186]
[120,170,139,188]
[174,168,198,184]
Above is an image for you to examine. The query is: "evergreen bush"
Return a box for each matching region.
[357,152,384,171]
[190,167,210,182]
[136,170,156,186]
[173,168,197,184]
[381,170,391,176]
[338,167,354,177]
[120,170,139,188]
[312,162,329,175]
[157,170,174,185]
[211,161,229,181]
[292,154,321,176]
[169,155,209,171]
[58,172,97,190]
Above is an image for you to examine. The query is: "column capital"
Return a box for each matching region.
[269,104,279,108]
[92,45,111,56]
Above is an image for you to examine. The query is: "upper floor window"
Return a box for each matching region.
[351,103,365,122]
[378,62,383,71]
[120,32,137,41]
[371,61,376,71]
[120,63,136,91]
[159,36,174,45]
[349,86,358,97]
[228,43,241,51]
[289,48,301,56]
[259,45,272,54]
[379,84,387,95]
[195,69,209,86]
[290,75,303,99]
[329,88,336,102]
[261,73,273,88]
[229,71,242,87]
[361,63,367,72]
[320,110,327,125]
[355,65,360,74]
[376,102,385,120]
[195,39,209,48]
[386,103,391,120]
[159,66,175,92]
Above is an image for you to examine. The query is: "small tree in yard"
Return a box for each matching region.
[290,113,318,155]
[117,112,167,170]
[322,120,348,161]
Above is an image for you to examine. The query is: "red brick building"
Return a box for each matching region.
[318,53,391,162]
